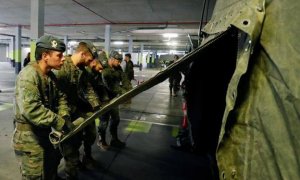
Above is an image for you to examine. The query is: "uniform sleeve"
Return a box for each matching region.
[79,69,100,109]
[57,89,70,119]
[84,81,101,109]
[53,67,67,90]
[17,78,65,131]
[102,69,125,96]
[120,70,133,92]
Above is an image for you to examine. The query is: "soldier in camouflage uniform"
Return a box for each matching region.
[12,35,72,180]
[54,41,100,179]
[87,52,109,104]
[97,51,132,150]
[124,53,134,81]
[82,48,109,169]
[168,55,182,97]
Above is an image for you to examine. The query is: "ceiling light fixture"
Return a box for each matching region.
[68,41,78,46]
[162,33,178,38]
[113,41,124,45]
[76,30,86,34]
[166,42,178,46]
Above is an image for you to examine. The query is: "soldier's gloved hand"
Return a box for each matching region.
[73,117,85,126]
[62,120,75,133]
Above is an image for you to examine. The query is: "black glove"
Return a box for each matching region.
[62,120,75,133]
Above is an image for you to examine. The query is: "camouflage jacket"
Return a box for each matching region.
[85,67,110,103]
[125,60,134,81]
[14,63,67,132]
[54,56,100,114]
[102,65,132,99]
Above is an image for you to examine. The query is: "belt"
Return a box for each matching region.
[15,122,33,131]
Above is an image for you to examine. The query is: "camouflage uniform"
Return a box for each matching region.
[86,67,110,104]
[98,57,132,147]
[13,36,68,179]
[168,59,182,96]
[54,56,100,178]
[124,54,134,81]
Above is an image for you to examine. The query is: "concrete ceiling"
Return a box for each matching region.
[0,0,216,51]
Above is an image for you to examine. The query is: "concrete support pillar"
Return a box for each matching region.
[64,35,68,55]
[139,43,144,64]
[30,0,44,61]
[104,25,111,54]
[6,44,9,61]
[15,25,22,74]
[128,36,133,54]
[9,37,15,67]
[69,46,74,55]
[151,51,156,63]
[146,51,150,64]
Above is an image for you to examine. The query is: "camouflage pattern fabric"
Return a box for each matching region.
[167,60,182,95]
[13,63,68,179]
[125,60,134,81]
[86,67,110,103]
[102,65,132,99]
[54,56,100,178]
[98,107,120,139]
[54,56,100,114]
[200,0,300,179]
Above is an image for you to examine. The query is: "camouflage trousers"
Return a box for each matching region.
[60,111,96,179]
[169,75,182,95]
[60,133,82,179]
[98,106,120,140]
[83,121,96,157]
[12,129,61,180]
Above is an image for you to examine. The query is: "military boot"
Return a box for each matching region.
[110,139,126,148]
[55,175,66,180]
[82,145,96,169]
[65,169,79,180]
[82,155,96,169]
[110,132,126,148]
[97,134,109,151]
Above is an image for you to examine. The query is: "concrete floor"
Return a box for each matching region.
[0,62,212,180]
[0,62,19,180]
